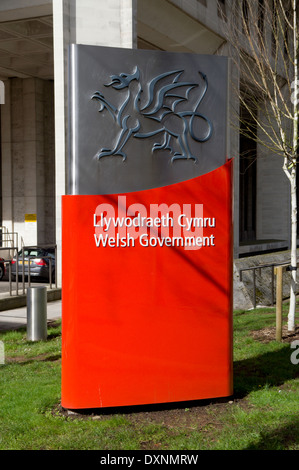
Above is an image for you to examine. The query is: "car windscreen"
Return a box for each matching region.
[19,249,45,258]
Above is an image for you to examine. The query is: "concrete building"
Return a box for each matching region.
[0,0,294,286]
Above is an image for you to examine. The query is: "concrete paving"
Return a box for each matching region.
[0,278,61,331]
[0,299,61,331]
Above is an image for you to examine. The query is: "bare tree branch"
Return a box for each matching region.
[220,0,298,331]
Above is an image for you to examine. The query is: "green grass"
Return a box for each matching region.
[0,307,298,450]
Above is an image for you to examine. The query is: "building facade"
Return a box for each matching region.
[0,0,293,285]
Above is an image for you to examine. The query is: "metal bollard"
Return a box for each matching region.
[27,286,47,341]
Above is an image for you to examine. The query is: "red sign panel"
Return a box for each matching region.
[61,160,233,409]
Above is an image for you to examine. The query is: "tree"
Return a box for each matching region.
[221,0,298,331]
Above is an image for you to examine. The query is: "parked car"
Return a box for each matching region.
[0,257,5,281]
[11,247,55,282]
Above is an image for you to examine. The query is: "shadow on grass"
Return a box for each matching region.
[244,417,299,450]
[233,344,299,398]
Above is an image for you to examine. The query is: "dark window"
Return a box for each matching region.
[242,0,249,33]
[284,9,290,56]
[258,0,265,41]
[239,104,257,243]
[218,0,226,18]
[271,0,278,55]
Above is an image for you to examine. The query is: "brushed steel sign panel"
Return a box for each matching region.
[69,45,228,195]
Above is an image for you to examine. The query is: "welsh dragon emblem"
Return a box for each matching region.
[91,66,212,163]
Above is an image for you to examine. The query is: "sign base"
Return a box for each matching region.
[61,161,233,409]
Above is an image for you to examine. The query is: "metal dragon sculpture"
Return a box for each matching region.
[91,66,212,163]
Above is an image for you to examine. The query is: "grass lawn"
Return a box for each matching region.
[0,305,298,451]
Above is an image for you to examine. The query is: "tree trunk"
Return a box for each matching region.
[288,0,298,332]
[288,172,297,332]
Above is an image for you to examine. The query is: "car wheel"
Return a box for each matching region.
[0,264,4,281]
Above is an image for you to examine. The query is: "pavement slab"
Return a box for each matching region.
[0,299,61,331]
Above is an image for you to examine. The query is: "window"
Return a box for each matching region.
[271,0,278,55]
[258,0,265,41]
[218,0,226,19]
[239,103,257,243]
[284,9,290,56]
[242,0,249,33]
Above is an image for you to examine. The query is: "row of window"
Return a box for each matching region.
[197,0,290,44]
[198,0,290,57]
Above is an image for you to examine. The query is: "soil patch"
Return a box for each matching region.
[55,396,253,435]
[251,325,299,343]
[6,353,61,364]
